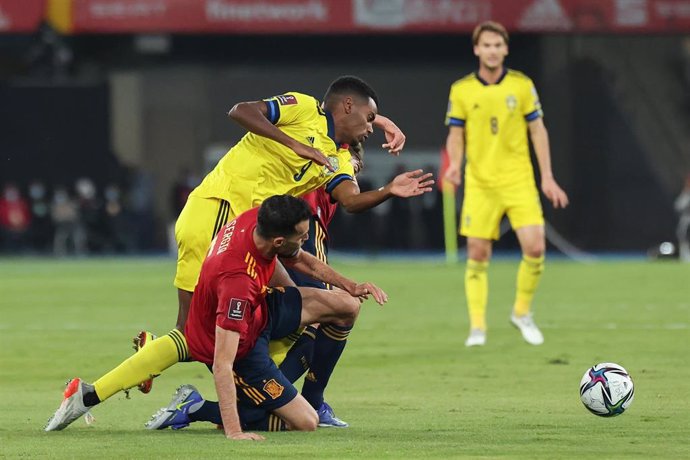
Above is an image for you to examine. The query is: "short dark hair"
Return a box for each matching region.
[323,75,379,109]
[257,195,312,239]
[472,21,509,45]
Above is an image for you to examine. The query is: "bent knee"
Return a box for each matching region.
[290,412,318,431]
[337,293,361,324]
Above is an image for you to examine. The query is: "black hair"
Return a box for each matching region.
[257,195,312,239]
[323,75,379,109]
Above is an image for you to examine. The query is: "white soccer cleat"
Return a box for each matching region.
[45,378,92,431]
[464,328,486,347]
[510,313,544,345]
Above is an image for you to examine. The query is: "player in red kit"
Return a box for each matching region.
[45,195,387,440]
[147,147,433,431]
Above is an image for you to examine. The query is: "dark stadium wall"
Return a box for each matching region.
[0,83,119,189]
[2,33,684,252]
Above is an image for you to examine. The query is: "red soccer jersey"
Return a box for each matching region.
[185,207,276,365]
[302,188,338,235]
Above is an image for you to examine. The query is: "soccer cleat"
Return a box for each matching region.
[132,330,157,393]
[464,328,486,347]
[145,384,203,430]
[45,378,93,431]
[317,401,349,428]
[510,312,544,345]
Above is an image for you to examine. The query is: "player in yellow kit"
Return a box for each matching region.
[42,76,420,421]
[174,76,407,331]
[444,21,569,347]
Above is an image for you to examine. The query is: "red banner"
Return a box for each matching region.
[352,0,690,33]
[67,0,353,33]
[0,0,46,33]
[8,0,690,34]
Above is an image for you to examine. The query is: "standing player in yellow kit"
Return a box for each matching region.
[444,22,569,347]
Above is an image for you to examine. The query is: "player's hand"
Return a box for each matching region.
[291,143,335,172]
[389,169,435,197]
[541,177,569,209]
[381,122,406,156]
[226,431,265,441]
[374,114,406,155]
[351,282,388,305]
[443,164,462,186]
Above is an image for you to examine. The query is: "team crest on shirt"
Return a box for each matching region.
[275,94,297,105]
[506,95,517,113]
[323,157,339,176]
[263,379,285,399]
[228,298,249,320]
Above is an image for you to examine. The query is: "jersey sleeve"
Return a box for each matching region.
[445,84,467,127]
[263,92,316,126]
[215,273,259,336]
[325,149,355,194]
[522,79,544,122]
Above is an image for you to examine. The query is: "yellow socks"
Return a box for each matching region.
[513,255,545,316]
[94,329,188,401]
[465,259,489,331]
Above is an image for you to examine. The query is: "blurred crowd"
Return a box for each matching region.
[330,163,445,252]
[0,177,147,256]
[0,163,446,256]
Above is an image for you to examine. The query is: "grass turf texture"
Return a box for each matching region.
[1,257,688,459]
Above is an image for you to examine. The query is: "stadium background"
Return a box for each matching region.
[0,0,689,255]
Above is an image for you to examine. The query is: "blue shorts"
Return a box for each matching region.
[285,215,329,289]
[232,286,303,419]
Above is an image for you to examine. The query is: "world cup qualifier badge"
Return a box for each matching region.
[276,94,297,105]
[228,298,248,320]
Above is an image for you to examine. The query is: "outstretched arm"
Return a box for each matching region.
[528,118,569,209]
[281,250,388,305]
[228,101,333,171]
[373,114,406,155]
[213,327,264,441]
[329,170,434,214]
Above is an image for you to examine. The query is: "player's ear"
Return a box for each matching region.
[272,236,286,248]
[343,96,354,114]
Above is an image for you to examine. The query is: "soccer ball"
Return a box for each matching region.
[579,363,634,417]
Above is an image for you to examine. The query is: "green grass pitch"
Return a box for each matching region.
[1,257,688,459]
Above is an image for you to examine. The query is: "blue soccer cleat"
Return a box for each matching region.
[145,384,203,430]
[317,401,349,428]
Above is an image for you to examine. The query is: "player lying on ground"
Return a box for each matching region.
[45,195,387,440]
[131,76,407,408]
[143,147,433,431]
[135,140,431,426]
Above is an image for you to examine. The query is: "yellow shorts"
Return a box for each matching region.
[460,181,544,240]
[268,335,299,366]
[174,195,235,292]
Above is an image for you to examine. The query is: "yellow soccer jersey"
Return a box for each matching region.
[445,69,543,188]
[191,91,354,217]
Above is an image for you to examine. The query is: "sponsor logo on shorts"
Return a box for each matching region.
[263,379,285,399]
